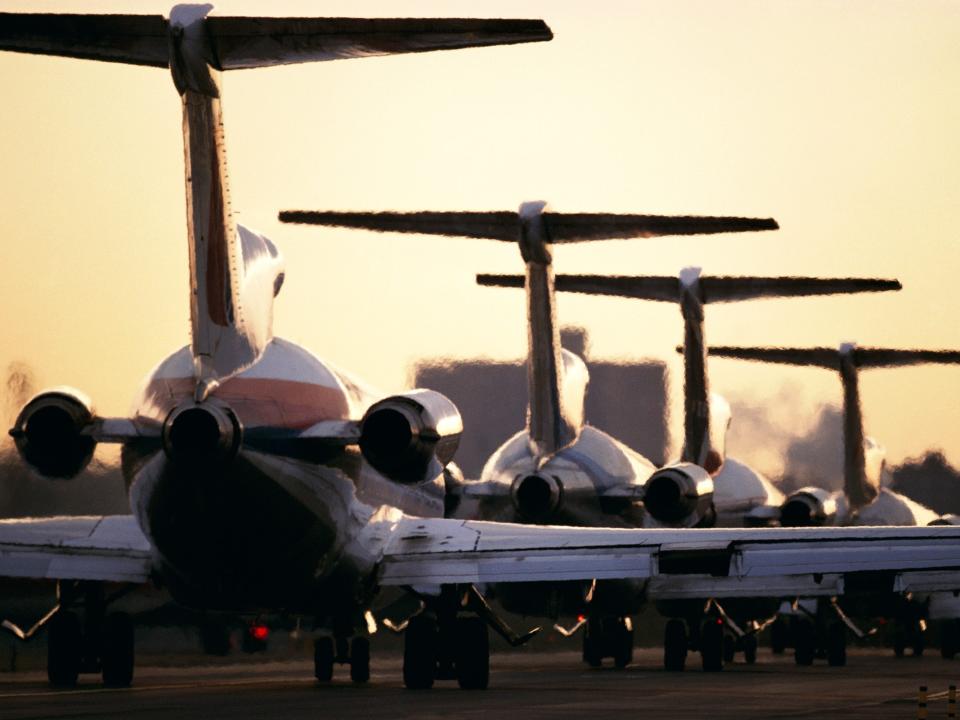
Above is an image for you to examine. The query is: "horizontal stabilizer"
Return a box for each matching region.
[707,346,960,370]
[519,275,900,303]
[279,210,778,243]
[0,13,552,69]
[0,13,169,67]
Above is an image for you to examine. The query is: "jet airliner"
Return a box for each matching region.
[3,5,960,693]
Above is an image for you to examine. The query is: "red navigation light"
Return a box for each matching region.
[250,624,269,641]
[715,618,723,625]
[577,614,586,623]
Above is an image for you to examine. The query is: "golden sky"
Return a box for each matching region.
[1,1,958,478]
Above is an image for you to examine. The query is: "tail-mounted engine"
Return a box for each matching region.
[779,487,840,527]
[642,462,715,528]
[359,389,462,484]
[162,402,242,466]
[10,388,97,478]
[511,473,562,522]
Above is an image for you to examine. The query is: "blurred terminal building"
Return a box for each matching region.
[411,328,669,479]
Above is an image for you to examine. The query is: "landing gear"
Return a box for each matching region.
[700,619,724,672]
[47,610,82,687]
[455,616,489,689]
[314,637,334,682]
[792,618,815,666]
[826,621,847,667]
[742,634,758,665]
[664,618,688,672]
[45,583,137,688]
[722,633,736,664]
[582,617,634,669]
[101,613,135,687]
[314,632,371,683]
[942,620,960,659]
[769,616,788,655]
[403,613,438,689]
[349,637,370,684]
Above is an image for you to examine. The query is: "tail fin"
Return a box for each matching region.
[1,7,552,395]
[546,271,900,474]
[282,205,778,458]
[708,344,960,512]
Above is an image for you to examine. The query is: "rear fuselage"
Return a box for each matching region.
[121,338,443,614]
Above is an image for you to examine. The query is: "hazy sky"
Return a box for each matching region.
[1,1,958,478]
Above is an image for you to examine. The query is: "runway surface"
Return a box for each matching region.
[1,648,955,719]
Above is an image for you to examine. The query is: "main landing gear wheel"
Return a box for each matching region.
[314,637,334,682]
[722,633,736,664]
[582,624,603,668]
[664,619,688,672]
[793,620,815,666]
[455,616,489,690]
[742,634,758,665]
[700,620,724,672]
[942,620,960,660]
[769,617,787,655]
[826,622,847,667]
[613,618,634,669]
[403,614,438,690]
[47,610,82,688]
[349,636,370,684]
[101,612,135,688]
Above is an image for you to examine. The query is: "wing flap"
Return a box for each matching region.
[0,516,152,584]
[379,520,960,597]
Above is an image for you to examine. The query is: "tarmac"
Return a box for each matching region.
[1,648,957,720]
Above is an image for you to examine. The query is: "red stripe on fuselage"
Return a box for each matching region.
[138,376,352,429]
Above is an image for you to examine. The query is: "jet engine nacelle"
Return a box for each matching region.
[929,514,960,527]
[162,402,242,465]
[11,388,97,478]
[643,462,715,528]
[779,487,840,527]
[511,473,562,522]
[359,389,463,484]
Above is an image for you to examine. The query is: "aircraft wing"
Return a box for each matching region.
[0,516,153,584]
[378,519,960,598]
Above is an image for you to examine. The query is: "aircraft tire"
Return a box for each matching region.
[700,620,724,672]
[722,633,736,663]
[913,628,926,657]
[47,610,82,688]
[769,617,787,655]
[743,634,758,665]
[101,612,135,688]
[613,618,634,669]
[826,622,847,667]
[455,616,489,690]
[941,620,959,659]
[582,622,603,668]
[794,622,815,666]
[314,637,334,682]
[350,636,370,684]
[663,619,687,671]
[403,614,437,690]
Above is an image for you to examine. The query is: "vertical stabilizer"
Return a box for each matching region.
[0,5,554,395]
[707,344,960,513]
[545,272,900,474]
[517,202,583,457]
